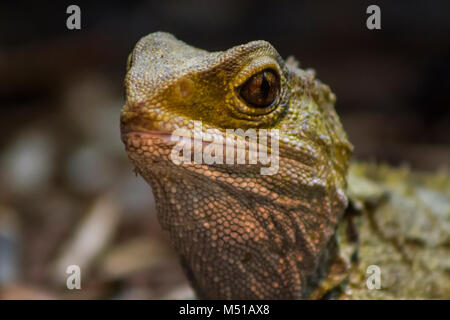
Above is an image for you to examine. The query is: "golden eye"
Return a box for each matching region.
[239,69,280,108]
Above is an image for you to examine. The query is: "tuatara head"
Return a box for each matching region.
[121,32,353,299]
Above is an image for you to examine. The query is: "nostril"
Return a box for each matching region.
[177,78,194,98]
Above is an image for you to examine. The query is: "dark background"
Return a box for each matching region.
[0,0,449,299]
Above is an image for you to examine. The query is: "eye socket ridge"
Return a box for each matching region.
[238,68,280,109]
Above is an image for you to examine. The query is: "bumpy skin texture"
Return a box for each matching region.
[121,32,449,299]
[121,32,352,299]
[341,164,450,299]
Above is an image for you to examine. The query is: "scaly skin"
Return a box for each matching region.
[340,163,450,299]
[120,32,449,299]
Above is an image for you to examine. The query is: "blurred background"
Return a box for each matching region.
[0,0,449,299]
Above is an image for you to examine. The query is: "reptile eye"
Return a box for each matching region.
[239,69,280,108]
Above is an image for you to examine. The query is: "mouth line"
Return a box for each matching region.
[120,114,278,150]
[122,129,173,139]
[121,125,316,168]
[121,126,278,158]
[120,119,174,143]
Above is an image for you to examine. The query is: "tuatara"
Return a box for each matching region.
[120,32,450,299]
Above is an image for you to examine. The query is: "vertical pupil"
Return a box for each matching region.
[239,69,279,108]
[260,72,270,98]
